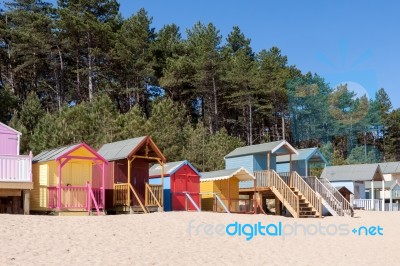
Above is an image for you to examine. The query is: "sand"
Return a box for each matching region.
[0,211,399,265]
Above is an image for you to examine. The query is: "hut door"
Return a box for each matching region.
[173,174,186,211]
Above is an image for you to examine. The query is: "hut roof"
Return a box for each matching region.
[0,122,21,135]
[321,164,383,182]
[225,140,298,159]
[377,162,400,174]
[334,186,354,194]
[149,160,200,178]
[33,144,80,162]
[277,147,327,164]
[200,167,255,182]
[33,143,107,164]
[97,136,165,162]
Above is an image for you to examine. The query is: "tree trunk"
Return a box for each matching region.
[5,15,15,93]
[57,46,64,112]
[87,33,93,102]
[76,54,81,100]
[248,97,253,145]
[212,70,218,132]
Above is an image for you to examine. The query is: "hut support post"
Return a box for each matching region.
[23,190,30,215]
[289,153,293,186]
[267,152,271,182]
[57,160,62,210]
[382,180,385,212]
[102,162,105,209]
[390,190,393,211]
[371,182,375,210]
[305,160,309,177]
[127,159,131,206]
[228,178,231,213]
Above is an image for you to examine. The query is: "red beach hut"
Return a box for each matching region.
[149,160,200,211]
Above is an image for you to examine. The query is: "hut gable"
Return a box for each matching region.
[0,122,21,156]
[225,140,298,159]
[33,143,107,164]
[149,160,200,178]
[98,136,165,162]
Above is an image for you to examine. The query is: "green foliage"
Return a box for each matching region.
[145,98,187,161]
[204,128,245,171]
[346,145,380,164]
[331,149,348,166]
[115,105,146,141]
[1,1,399,165]
[0,88,18,123]
[386,109,400,161]
[320,141,333,165]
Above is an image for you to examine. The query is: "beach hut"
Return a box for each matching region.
[149,160,201,211]
[322,164,384,211]
[377,162,400,181]
[335,186,353,203]
[276,147,328,176]
[200,167,255,213]
[95,136,166,213]
[30,143,108,215]
[364,180,400,211]
[0,122,32,214]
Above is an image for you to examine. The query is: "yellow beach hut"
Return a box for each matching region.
[31,143,108,215]
[200,167,255,213]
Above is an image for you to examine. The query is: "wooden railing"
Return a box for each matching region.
[0,154,32,182]
[47,184,103,214]
[254,170,300,218]
[277,172,291,185]
[319,177,354,216]
[145,183,163,209]
[353,199,380,210]
[254,170,269,188]
[229,199,255,213]
[303,176,343,216]
[291,172,322,217]
[87,183,101,216]
[129,183,148,213]
[114,183,130,206]
[91,188,103,209]
[60,186,87,209]
[48,186,58,208]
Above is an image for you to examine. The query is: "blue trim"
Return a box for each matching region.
[305,148,328,165]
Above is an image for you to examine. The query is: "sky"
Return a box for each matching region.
[3,0,400,108]
[116,0,400,108]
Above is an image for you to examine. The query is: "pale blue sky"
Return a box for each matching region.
[3,0,400,108]
[118,0,400,108]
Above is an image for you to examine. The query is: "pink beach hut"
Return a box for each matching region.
[0,122,33,214]
[30,143,108,215]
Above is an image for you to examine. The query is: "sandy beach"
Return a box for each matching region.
[0,211,399,265]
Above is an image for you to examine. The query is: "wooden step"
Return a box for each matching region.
[130,206,147,213]
[299,215,318,218]
[57,211,89,216]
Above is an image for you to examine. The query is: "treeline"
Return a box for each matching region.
[1,0,399,168]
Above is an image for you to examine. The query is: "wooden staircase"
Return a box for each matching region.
[254,170,322,218]
[290,187,319,218]
[304,176,354,217]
